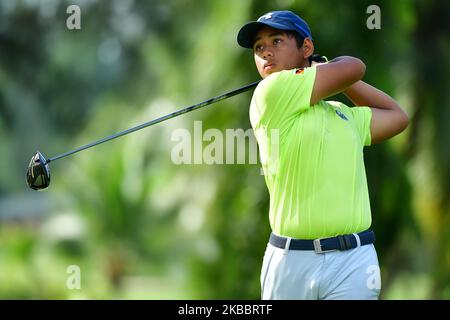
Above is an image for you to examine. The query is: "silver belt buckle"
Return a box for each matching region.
[313,238,337,254]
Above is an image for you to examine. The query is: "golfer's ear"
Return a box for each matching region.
[310,57,365,105]
[302,38,314,60]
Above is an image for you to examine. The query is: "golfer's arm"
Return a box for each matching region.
[311,56,365,105]
[344,81,409,144]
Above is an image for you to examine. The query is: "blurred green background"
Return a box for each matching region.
[1,0,449,299]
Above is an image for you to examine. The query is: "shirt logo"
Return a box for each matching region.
[258,13,273,21]
[335,110,348,121]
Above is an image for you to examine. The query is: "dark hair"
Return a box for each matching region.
[284,30,325,66]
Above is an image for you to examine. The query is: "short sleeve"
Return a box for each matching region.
[251,66,317,129]
[349,106,372,146]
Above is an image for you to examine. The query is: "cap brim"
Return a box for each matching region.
[237,21,295,48]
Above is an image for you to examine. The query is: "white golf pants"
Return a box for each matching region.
[260,242,381,300]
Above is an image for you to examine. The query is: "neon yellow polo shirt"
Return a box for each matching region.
[250,66,373,239]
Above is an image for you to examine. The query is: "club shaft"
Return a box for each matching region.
[46,81,260,164]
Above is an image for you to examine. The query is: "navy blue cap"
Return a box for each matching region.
[237,10,313,48]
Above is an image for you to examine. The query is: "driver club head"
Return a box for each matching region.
[26,151,51,190]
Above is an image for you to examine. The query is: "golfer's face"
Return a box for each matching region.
[253,26,304,79]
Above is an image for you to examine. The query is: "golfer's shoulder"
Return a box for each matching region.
[256,70,289,89]
[262,68,312,85]
[255,68,312,103]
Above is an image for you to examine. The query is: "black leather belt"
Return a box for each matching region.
[269,230,375,253]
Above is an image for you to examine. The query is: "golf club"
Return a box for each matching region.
[26,80,261,191]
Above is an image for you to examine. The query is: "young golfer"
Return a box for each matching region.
[237,10,409,299]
